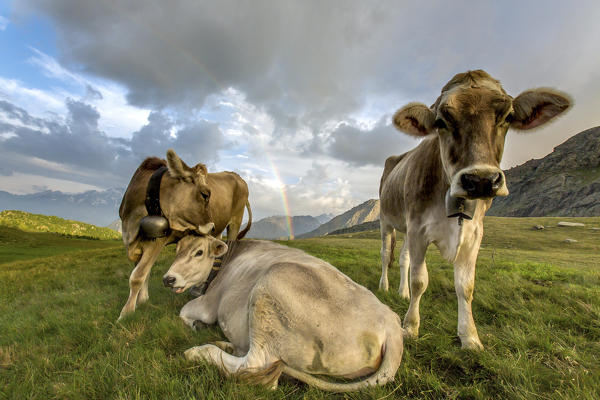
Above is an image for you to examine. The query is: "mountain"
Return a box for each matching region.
[247,215,322,239]
[106,219,123,233]
[0,188,124,226]
[0,210,121,240]
[489,126,600,217]
[298,199,380,238]
[315,213,335,224]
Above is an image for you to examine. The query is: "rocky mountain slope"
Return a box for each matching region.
[489,126,600,217]
[246,215,322,239]
[0,188,124,226]
[298,199,380,238]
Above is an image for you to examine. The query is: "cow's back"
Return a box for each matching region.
[211,240,399,364]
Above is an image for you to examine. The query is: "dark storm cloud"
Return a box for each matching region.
[0,99,226,188]
[13,0,600,165]
[327,118,419,167]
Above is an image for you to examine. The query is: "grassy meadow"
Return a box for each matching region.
[0,217,599,399]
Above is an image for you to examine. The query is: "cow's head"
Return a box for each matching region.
[162,227,228,293]
[160,149,213,232]
[392,70,571,199]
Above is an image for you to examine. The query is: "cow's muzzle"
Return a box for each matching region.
[452,166,508,198]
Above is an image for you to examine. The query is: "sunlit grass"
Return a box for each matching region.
[1,217,599,399]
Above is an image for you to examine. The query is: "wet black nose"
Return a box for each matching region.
[163,276,176,287]
[460,172,504,198]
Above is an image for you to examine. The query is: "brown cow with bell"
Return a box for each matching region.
[118,149,252,320]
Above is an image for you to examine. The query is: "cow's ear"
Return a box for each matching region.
[393,103,435,137]
[210,238,228,258]
[166,149,194,182]
[511,89,572,131]
[193,163,208,179]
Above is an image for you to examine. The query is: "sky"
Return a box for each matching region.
[1,0,599,221]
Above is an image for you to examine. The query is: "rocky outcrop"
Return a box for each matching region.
[488,126,600,217]
[298,199,380,238]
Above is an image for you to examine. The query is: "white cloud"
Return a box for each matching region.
[0,172,103,194]
[0,15,8,31]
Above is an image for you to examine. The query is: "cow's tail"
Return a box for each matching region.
[281,331,403,392]
[236,200,252,240]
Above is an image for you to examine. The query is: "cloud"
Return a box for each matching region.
[0,98,227,189]
[327,117,420,167]
[0,15,8,31]
[14,0,600,165]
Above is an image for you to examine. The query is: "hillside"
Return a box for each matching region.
[246,215,321,239]
[298,199,380,238]
[0,210,121,240]
[0,187,124,226]
[489,126,600,216]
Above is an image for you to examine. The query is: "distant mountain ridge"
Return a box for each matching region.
[298,199,380,238]
[0,188,124,226]
[247,215,322,239]
[489,126,600,217]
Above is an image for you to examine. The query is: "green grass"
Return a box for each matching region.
[0,210,121,240]
[1,217,599,399]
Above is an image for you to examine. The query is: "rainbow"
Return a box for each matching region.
[265,154,294,240]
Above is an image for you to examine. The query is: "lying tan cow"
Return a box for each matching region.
[379,70,571,349]
[118,149,251,319]
[165,237,403,392]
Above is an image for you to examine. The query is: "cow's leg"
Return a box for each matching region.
[397,240,411,299]
[379,221,395,291]
[118,239,166,320]
[453,224,484,350]
[403,235,428,339]
[179,296,218,330]
[227,217,242,241]
[137,271,152,304]
[185,345,280,389]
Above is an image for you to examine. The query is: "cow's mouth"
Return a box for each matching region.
[171,286,186,294]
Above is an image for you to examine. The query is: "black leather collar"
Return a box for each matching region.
[145,166,169,216]
[196,257,222,296]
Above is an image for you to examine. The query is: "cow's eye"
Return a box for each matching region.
[504,113,514,124]
[200,191,210,200]
[195,250,204,257]
[433,118,447,130]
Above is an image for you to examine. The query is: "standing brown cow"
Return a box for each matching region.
[379,70,571,349]
[118,149,251,320]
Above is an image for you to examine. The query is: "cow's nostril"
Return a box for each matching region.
[163,276,176,287]
[460,174,478,191]
[491,172,503,188]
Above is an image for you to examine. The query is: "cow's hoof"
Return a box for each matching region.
[193,320,207,331]
[403,325,419,340]
[398,287,410,300]
[184,347,204,362]
[118,307,133,322]
[460,337,484,351]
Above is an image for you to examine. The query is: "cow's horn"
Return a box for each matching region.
[197,222,215,235]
